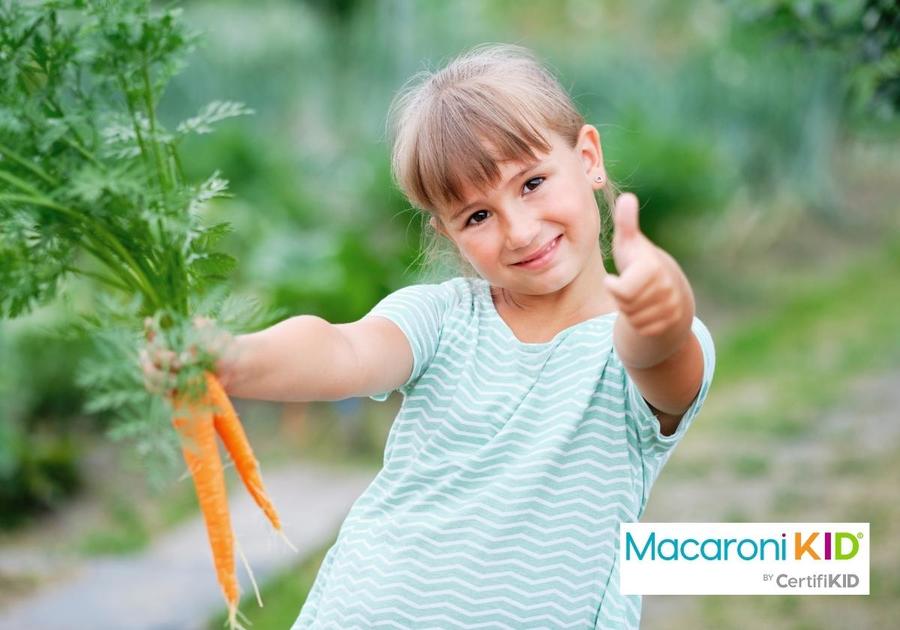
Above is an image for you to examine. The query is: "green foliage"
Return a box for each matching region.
[0,317,92,527]
[207,538,335,630]
[706,237,900,439]
[0,430,81,530]
[76,495,150,555]
[0,0,248,318]
[0,0,286,496]
[729,0,899,119]
[731,454,770,478]
[601,107,735,251]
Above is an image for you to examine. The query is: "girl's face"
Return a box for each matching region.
[432,124,606,297]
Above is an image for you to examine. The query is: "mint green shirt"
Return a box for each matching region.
[293,276,715,629]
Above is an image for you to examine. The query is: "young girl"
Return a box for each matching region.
[204,43,714,629]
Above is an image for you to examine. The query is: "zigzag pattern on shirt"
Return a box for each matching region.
[294,277,714,629]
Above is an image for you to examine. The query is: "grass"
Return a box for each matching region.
[158,479,210,529]
[206,537,334,630]
[827,455,878,477]
[704,235,900,438]
[730,454,769,478]
[75,496,150,555]
[721,507,753,523]
[666,456,716,479]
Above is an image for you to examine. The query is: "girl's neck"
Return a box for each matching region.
[490,246,616,332]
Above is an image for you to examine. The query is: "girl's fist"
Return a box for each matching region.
[603,193,691,337]
[139,315,236,397]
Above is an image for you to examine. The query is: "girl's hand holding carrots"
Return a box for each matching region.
[138,314,295,629]
[139,315,238,397]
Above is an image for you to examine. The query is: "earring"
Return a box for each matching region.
[594,175,603,183]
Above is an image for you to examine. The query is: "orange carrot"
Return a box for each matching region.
[205,372,295,550]
[171,384,243,629]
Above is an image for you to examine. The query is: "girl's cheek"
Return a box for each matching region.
[468,241,495,266]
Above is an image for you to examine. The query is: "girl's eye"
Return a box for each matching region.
[524,176,544,192]
[465,210,489,227]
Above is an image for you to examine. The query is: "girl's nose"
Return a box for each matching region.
[504,207,542,252]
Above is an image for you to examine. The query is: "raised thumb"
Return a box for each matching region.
[614,193,641,241]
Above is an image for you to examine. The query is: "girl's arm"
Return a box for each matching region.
[602,194,705,436]
[614,316,705,436]
[220,314,413,403]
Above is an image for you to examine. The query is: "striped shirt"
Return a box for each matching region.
[292,276,715,629]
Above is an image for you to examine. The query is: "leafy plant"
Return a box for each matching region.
[0,0,281,478]
[1,3,292,623]
[2,0,242,317]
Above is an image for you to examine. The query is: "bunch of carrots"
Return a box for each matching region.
[143,317,295,629]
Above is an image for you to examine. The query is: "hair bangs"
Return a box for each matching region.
[414,86,555,215]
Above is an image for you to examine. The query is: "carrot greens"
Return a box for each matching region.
[0,2,290,622]
[0,0,252,320]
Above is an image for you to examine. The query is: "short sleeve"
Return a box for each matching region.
[623,316,716,490]
[364,281,459,401]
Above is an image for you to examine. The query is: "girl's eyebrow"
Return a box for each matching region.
[450,159,543,220]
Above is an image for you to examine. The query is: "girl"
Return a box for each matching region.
[153,43,715,629]
[289,42,715,629]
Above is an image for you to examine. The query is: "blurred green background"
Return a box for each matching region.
[1,0,898,628]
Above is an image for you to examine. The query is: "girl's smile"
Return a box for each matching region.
[511,233,562,269]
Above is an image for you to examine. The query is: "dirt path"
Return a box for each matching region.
[0,462,376,630]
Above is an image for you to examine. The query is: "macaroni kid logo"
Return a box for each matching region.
[625,529,863,562]
[620,523,870,595]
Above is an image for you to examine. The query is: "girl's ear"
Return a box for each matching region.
[578,124,606,189]
[429,215,449,238]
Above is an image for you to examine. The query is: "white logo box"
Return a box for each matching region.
[620,522,869,595]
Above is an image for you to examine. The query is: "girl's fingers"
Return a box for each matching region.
[611,280,662,316]
[140,356,167,394]
[156,348,177,370]
[141,317,234,397]
[627,299,682,333]
[140,349,162,377]
[636,318,676,337]
[143,317,155,342]
[604,262,656,306]
[193,317,230,353]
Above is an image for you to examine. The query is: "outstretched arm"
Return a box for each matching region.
[602,193,705,436]
[222,314,414,403]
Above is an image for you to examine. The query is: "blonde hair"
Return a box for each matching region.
[386,43,618,280]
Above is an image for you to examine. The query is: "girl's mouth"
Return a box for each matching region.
[512,235,561,269]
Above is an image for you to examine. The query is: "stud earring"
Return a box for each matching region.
[594,175,603,183]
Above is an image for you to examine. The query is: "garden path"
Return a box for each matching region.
[0,462,376,630]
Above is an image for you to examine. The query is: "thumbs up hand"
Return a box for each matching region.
[603,193,694,339]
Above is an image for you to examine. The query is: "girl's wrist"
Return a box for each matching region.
[213,334,244,394]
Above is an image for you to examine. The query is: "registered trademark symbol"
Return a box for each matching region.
[857,532,863,539]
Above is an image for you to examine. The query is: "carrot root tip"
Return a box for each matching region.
[235,534,264,609]
[278,529,299,553]
[225,603,251,630]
